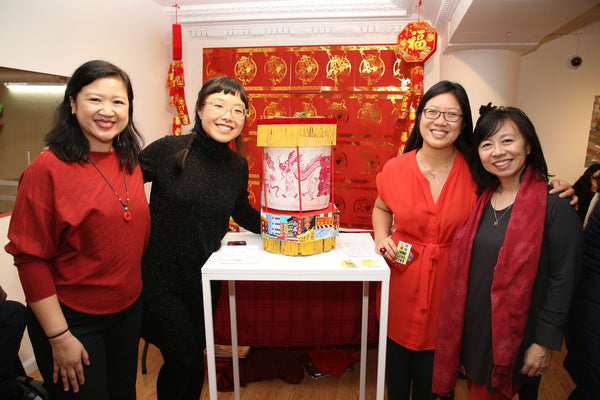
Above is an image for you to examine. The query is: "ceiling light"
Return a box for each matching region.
[3,82,66,92]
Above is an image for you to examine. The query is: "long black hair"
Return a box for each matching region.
[45,60,143,172]
[404,80,473,160]
[470,106,549,194]
[174,76,248,169]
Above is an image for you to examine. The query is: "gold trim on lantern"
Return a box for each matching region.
[257,121,337,147]
[262,237,336,255]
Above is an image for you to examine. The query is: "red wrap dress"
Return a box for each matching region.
[376,149,477,350]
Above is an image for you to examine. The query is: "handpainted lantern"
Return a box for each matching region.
[257,117,340,255]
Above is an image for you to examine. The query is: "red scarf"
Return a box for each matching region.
[432,166,547,398]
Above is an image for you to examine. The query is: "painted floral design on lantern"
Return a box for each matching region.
[263,147,332,211]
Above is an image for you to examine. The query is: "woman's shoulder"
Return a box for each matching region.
[146,133,193,149]
[381,149,416,171]
[26,150,67,174]
[546,188,580,223]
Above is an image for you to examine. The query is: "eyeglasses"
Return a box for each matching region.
[204,100,248,120]
[422,108,463,123]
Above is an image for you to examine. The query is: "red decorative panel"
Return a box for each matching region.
[204,45,423,228]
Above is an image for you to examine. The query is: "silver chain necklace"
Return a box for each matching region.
[491,192,515,227]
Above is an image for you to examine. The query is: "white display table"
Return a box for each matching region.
[202,231,390,400]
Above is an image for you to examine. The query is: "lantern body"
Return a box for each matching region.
[262,146,331,212]
[257,117,339,255]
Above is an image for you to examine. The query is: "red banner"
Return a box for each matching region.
[204,45,423,228]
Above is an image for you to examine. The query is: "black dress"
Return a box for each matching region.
[140,129,261,353]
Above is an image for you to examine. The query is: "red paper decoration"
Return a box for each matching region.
[397,21,437,63]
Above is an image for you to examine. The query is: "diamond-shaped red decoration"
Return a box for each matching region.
[397,21,437,63]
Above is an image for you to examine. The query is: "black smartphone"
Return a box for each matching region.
[227,240,247,246]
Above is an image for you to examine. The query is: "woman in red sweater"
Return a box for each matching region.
[5,60,150,400]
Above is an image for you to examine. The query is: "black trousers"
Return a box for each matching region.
[386,337,436,400]
[0,300,26,400]
[26,296,142,400]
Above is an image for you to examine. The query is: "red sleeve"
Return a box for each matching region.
[4,153,63,301]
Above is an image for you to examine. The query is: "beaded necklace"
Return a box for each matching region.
[88,156,131,222]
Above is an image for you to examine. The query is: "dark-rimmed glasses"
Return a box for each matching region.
[422,108,463,123]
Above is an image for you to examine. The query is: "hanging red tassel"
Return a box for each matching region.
[172,24,182,61]
[167,4,190,134]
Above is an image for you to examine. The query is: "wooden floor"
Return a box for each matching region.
[133,341,575,400]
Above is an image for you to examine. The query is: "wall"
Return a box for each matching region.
[518,21,600,183]
[0,0,173,146]
[0,86,63,213]
[0,86,61,179]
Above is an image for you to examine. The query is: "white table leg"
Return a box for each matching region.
[229,281,241,400]
[202,277,218,400]
[376,278,390,400]
[360,282,369,400]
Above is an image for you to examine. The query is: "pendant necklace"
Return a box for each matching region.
[491,192,514,227]
[88,156,131,222]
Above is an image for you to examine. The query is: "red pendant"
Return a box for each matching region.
[124,211,132,222]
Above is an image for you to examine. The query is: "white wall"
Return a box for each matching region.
[0,0,173,145]
[518,22,600,183]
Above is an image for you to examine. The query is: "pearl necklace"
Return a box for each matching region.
[88,156,131,222]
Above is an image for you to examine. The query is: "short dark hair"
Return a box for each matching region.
[470,106,549,193]
[194,76,248,126]
[45,60,143,172]
[404,80,473,160]
[175,76,249,169]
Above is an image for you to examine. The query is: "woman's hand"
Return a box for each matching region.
[520,343,552,378]
[549,179,578,208]
[49,330,90,392]
[376,236,398,263]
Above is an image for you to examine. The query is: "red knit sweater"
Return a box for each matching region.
[5,151,150,314]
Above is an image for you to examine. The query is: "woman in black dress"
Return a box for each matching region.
[140,76,261,400]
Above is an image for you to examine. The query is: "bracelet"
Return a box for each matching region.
[47,328,69,340]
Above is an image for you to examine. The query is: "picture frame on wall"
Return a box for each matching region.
[586,95,600,167]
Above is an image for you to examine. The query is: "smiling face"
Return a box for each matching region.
[478,119,531,186]
[418,92,463,151]
[69,76,129,152]
[197,91,246,143]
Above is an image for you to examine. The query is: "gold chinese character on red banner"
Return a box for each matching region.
[397,21,437,63]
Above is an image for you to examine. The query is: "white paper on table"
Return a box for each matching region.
[220,245,259,263]
[336,239,377,258]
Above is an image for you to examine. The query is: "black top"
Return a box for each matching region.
[564,196,600,398]
[461,191,582,390]
[140,130,261,293]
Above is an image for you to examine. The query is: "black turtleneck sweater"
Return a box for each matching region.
[140,130,261,293]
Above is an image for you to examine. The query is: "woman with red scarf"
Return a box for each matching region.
[432,106,582,399]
